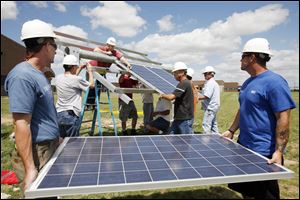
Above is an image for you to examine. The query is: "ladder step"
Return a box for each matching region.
[82,120,93,123]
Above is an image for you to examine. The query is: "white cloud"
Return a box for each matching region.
[157,15,175,32]
[80,1,146,37]
[55,25,88,39]
[124,4,293,85]
[53,1,67,12]
[29,1,67,12]
[29,1,48,8]
[209,4,289,37]
[1,1,18,20]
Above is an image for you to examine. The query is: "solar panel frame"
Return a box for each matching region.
[26,135,294,198]
[130,64,183,94]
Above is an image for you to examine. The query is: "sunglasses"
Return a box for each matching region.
[241,54,251,59]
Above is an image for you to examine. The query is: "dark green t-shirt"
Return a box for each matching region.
[172,79,194,120]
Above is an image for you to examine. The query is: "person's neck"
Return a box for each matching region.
[27,57,48,73]
[249,64,268,77]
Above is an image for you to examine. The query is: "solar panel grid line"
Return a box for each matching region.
[97,137,103,185]
[192,135,248,176]
[66,138,87,187]
[194,135,266,176]
[28,138,71,191]
[196,135,287,176]
[163,136,204,179]
[131,64,183,94]
[118,136,128,184]
[174,135,226,178]
[150,67,179,87]
[25,135,294,198]
[212,136,272,173]
[141,66,177,87]
[130,64,165,94]
[133,137,154,182]
[148,136,180,181]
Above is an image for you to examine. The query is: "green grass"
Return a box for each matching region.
[1,92,299,199]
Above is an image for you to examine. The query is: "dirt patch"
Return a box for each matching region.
[285,160,299,166]
[1,116,12,124]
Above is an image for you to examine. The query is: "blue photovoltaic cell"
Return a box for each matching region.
[131,64,179,94]
[30,134,293,198]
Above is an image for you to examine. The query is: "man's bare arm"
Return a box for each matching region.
[268,109,291,165]
[13,113,38,191]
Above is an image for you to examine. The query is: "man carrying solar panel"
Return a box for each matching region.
[222,38,296,199]
[160,62,194,134]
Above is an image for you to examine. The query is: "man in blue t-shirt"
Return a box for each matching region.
[222,38,296,199]
[4,19,60,195]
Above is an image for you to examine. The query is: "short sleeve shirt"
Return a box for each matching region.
[172,79,194,120]
[201,78,220,112]
[238,70,296,156]
[4,61,59,143]
[56,74,90,116]
[119,76,138,99]
[154,99,172,121]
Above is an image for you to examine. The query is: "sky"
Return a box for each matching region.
[1,1,299,88]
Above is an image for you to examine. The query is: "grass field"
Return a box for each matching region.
[1,92,299,199]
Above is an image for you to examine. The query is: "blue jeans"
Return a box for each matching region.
[202,109,219,134]
[170,119,194,134]
[143,103,154,126]
[57,111,80,138]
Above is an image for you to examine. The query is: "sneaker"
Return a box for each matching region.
[131,129,137,135]
[158,130,163,135]
[121,130,128,136]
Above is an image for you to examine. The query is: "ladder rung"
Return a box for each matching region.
[82,120,93,123]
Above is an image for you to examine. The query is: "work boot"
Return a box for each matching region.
[131,129,137,135]
[121,130,128,136]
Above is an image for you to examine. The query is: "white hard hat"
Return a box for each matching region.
[106,37,116,46]
[63,55,79,66]
[242,38,272,56]
[21,19,56,41]
[187,68,195,77]
[172,62,187,73]
[202,66,215,74]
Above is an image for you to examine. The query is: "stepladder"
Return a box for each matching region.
[78,78,118,136]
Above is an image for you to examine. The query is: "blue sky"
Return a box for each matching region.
[1,1,299,88]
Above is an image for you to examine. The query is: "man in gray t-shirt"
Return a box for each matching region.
[161,62,194,134]
[56,55,94,137]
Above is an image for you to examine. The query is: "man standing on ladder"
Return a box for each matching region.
[87,37,132,108]
[56,55,94,138]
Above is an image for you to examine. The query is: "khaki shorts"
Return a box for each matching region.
[118,99,138,122]
[12,138,59,195]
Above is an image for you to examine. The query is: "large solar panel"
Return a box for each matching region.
[131,64,181,94]
[26,134,293,198]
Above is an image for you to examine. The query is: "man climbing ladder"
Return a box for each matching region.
[56,55,94,138]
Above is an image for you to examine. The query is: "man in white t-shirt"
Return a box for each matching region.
[198,66,220,134]
[56,55,94,137]
[146,98,172,134]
